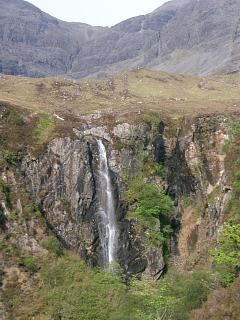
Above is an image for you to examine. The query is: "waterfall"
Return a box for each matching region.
[96,139,118,267]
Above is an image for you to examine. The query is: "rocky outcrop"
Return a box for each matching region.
[168,116,232,269]
[16,113,234,276]
[0,98,236,280]
[21,135,147,274]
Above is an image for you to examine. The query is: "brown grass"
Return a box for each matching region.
[0,69,240,119]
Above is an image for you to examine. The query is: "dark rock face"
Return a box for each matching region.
[153,135,166,164]
[0,203,7,231]
[167,140,197,199]
[168,116,233,269]
[1,0,240,78]
[21,136,147,274]
[17,114,232,276]
[22,137,103,265]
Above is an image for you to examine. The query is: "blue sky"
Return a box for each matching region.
[27,0,168,26]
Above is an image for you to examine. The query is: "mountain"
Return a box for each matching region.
[0,0,240,78]
[0,0,105,76]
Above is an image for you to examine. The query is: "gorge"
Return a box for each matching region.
[1,0,240,318]
[0,69,240,319]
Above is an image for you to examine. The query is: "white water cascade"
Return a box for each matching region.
[96,139,118,267]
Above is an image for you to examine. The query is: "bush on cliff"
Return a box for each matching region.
[125,176,173,249]
[212,221,240,285]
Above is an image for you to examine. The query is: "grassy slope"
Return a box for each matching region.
[0,69,240,118]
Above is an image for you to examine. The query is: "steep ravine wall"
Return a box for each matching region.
[17,114,232,276]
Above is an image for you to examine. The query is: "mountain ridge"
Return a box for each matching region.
[0,0,240,78]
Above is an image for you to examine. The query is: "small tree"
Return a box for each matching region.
[212,221,240,284]
[125,177,172,221]
[125,177,173,250]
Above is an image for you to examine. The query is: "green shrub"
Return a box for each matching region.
[17,255,134,320]
[233,170,240,196]
[0,149,19,165]
[212,221,240,285]
[225,198,240,222]
[0,135,4,145]
[222,141,231,154]
[3,250,219,320]
[183,195,193,208]
[142,156,165,177]
[192,201,205,221]
[113,137,125,151]
[149,230,168,247]
[23,202,41,219]
[0,235,19,257]
[126,177,172,221]
[19,256,38,273]
[155,269,218,320]
[41,236,63,256]
[8,211,18,221]
[229,121,240,137]
[233,180,240,194]
[134,184,171,220]
[7,110,25,126]
[128,269,218,320]
[0,177,11,207]
[34,116,55,144]
[143,114,159,129]
[125,177,173,250]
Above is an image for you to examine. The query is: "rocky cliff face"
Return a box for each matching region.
[1,0,240,78]
[0,108,232,278]
[167,116,232,269]
[20,130,150,275]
